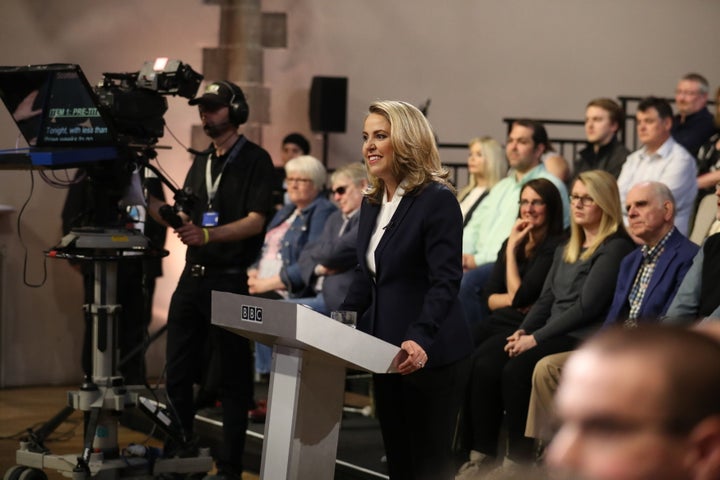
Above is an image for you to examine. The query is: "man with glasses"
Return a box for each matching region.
[672,72,715,157]
[617,97,697,235]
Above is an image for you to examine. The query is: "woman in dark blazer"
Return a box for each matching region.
[341,100,473,480]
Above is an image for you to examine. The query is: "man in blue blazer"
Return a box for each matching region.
[604,181,699,326]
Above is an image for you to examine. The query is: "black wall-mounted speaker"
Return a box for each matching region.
[309,76,348,133]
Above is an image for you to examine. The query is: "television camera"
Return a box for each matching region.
[93,58,204,227]
[0,60,213,479]
[96,57,202,146]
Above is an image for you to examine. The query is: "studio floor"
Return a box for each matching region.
[2,383,532,479]
[0,385,260,480]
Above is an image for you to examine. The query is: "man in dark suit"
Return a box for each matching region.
[604,181,698,326]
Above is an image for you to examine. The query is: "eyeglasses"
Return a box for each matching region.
[286,177,313,185]
[675,89,702,97]
[331,185,348,196]
[519,199,545,207]
[569,194,595,206]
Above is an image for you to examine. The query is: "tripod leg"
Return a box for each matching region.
[25,405,75,453]
[80,406,101,467]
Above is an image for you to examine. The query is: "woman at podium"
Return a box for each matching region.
[341,100,473,480]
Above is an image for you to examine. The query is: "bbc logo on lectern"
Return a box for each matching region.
[241,305,263,323]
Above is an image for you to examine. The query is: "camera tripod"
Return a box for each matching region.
[4,228,212,480]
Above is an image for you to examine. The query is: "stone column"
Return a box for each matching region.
[192,0,286,147]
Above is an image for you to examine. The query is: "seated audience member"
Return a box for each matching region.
[605,181,699,326]
[540,141,571,184]
[460,120,569,325]
[672,72,716,157]
[271,132,311,210]
[469,178,565,339]
[547,325,720,480]
[291,162,367,315]
[524,181,698,444]
[574,98,629,179]
[457,137,507,226]
[248,155,335,385]
[696,87,720,198]
[456,170,633,479]
[664,184,720,325]
[618,96,697,235]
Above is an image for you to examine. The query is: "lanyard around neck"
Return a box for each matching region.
[205,136,247,208]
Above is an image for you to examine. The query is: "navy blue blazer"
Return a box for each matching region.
[341,182,473,368]
[604,228,699,326]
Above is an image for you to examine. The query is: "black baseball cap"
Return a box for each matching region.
[188,81,237,107]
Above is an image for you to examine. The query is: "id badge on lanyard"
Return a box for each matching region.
[201,210,219,227]
[205,156,224,227]
[203,136,246,228]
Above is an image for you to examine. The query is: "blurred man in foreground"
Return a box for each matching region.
[547,325,720,480]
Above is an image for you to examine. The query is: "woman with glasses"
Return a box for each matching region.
[247,154,336,390]
[465,178,566,344]
[247,155,336,298]
[457,170,634,479]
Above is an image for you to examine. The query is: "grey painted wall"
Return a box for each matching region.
[0,0,718,385]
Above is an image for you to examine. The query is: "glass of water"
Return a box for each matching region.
[330,310,357,328]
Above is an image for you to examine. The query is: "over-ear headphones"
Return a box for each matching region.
[220,81,249,126]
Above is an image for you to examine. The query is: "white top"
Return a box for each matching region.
[618,137,698,235]
[459,186,487,219]
[366,184,406,275]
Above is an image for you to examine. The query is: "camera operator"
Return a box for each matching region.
[148,81,274,479]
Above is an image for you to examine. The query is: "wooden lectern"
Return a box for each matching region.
[212,292,399,480]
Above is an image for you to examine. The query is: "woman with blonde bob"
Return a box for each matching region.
[341,100,473,480]
[458,170,635,478]
[457,137,508,226]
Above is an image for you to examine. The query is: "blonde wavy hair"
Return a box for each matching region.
[456,136,507,201]
[563,170,625,263]
[363,100,452,203]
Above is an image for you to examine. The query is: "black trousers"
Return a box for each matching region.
[165,269,254,476]
[468,333,579,460]
[374,356,471,480]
